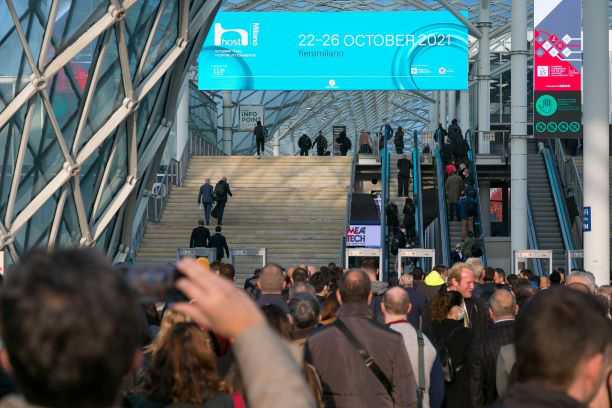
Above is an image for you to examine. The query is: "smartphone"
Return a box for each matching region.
[120,262,187,304]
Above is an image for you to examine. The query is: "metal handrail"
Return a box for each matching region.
[465,129,488,265]
[381,141,391,280]
[527,196,545,276]
[551,138,583,248]
[341,152,358,267]
[412,130,425,248]
[128,132,226,261]
[434,140,451,267]
[543,144,578,268]
[471,130,510,158]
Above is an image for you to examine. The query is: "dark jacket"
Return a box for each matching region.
[198,183,214,204]
[305,303,417,408]
[441,143,453,164]
[298,134,312,149]
[448,123,462,137]
[451,250,466,265]
[256,293,289,314]
[469,320,516,408]
[313,135,327,151]
[394,130,405,149]
[127,393,234,408]
[403,203,416,227]
[430,319,474,408]
[254,124,265,140]
[490,383,587,408]
[213,180,232,202]
[451,138,469,158]
[397,158,412,178]
[405,287,426,329]
[190,226,210,248]
[208,233,229,260]
[336,131,352,153]
[458,196,478,220]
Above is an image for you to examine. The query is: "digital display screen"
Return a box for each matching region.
[198,11,469,90]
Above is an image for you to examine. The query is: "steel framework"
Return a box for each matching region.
[0,0,222,263]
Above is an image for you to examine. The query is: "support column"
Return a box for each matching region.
[430,91,439,131]
[477,0,491,154]
[222,91,233,155]
[175,78,189,160]
[479,181,491,237]
[459,89,470,132]
[448,90,457,123]
[273,128,281,156]
[439,91,447,129]
[510,0,528,259]
[583,0,610,285]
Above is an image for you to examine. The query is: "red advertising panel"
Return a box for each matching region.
[534,0,582,138]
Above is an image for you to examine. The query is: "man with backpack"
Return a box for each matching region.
[382,287,444,408]
[312,131,328,156]
[458,191,478,241]
[212,177,232,226]
[336,130,352,156]
[298,133,312,156]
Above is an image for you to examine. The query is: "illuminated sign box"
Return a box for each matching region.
[199,11,468,91]
[346,225,381,248]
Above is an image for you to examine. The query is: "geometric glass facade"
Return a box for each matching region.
[0,0,221,263]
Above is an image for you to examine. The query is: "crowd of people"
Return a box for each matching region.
[0,247,609,408]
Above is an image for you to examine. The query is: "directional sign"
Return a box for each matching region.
[583,207,592,232]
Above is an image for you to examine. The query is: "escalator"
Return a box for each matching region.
[527,141,577,272]
[432,129,488,266]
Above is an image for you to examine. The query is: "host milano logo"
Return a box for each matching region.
[214,23,259,47]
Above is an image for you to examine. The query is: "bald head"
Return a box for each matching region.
[382,287,411,316]
[489,289,517,320]
[338,269,371,304]
[258,263,285,293]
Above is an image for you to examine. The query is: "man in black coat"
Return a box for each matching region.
[448,118,462,138]
[198,178,214,225]
[208,226,229,261]
[469,289,517,408]
[336,130,352,156]
[298,133,312,156]
[312,132,328,156]
[254,120,266,159]
[213,177,232,225]
[190,220,210,248]
[396,154,412,197]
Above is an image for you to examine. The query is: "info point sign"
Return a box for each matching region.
[198,12,468,91]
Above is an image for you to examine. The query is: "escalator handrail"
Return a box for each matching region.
[527,195,545,276]
[465,130,488,265]
[434,130,451,267]
[543,144,577,266]
[381,145,390,281]
[341,152,359,267]
[412,130,425,248]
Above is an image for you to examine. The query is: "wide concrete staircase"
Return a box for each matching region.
[137,156,352,284]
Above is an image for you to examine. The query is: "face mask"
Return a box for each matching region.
[456,312,465,321]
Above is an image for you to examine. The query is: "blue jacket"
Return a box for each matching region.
[198,183,214,204]
[458,196,478,220]
[405,287,426,330]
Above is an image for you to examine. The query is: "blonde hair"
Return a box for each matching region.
[144,309,191,354]
[466,258,484,281]
[447,263,473,286]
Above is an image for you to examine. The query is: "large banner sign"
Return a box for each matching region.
[346,225,381,248]
[534,0,582,138]
[199,12,468,91]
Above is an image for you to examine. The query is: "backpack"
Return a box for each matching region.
[433,327,462,383]
[343,137,352,150]
[320,137,328,150]
[214,182,225,199]
[465,200,476,217]
[471,239,483,257]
